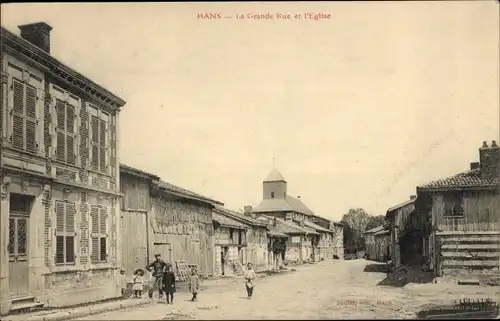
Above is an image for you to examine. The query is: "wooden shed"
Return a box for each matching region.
[363,225,386,261]
[416,141,500,276]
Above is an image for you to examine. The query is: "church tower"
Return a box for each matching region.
[263,168,287,200]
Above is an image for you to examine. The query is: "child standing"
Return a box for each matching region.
[188,268,200,302]
[117,269,127,298]
[132,269,145,298]
[162,265,176,304]
[244,262,257,299]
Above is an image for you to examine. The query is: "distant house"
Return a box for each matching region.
[363,225,386,260]
[212,209,249,276]
[385,196,417,269]
[416,141,500,276]
[373,229,391,262]
[252,168,344,260]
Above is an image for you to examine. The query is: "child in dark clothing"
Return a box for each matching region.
[162,265,176,304]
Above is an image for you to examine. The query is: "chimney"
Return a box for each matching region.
[410,195,417,200]
[18,22,53,54]
[479,141,500,179]
[244,205,255,218]
[297,196,301,199]
[470,162,480,170]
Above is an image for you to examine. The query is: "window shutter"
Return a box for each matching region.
[99,207,107,235]
[66,104,75,164]
[90,205,99,262]
[66,203,76,234]
[56,201,65,233]
[25,85,37,153]
[55,236,64,264]
[66,236,75,263]
[99,119,106,173]
[91,116,99,170]
[56,100,66,162]
[12,80,24,149]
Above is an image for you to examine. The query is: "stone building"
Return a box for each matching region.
[1,22,125,314]
[252,168,344,260]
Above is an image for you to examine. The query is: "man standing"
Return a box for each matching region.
[147,253,169,300]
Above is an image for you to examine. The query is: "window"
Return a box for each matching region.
[271,192,275,198]
[443,192,464,217]
[50,85,80,165]
[55,201,76,265]
[90,205,107,263]
[7,62,43,153]
[88,105,109,173]
[55,99,76,164]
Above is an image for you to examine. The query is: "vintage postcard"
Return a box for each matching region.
[0,1,499,320]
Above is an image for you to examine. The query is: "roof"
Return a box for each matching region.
[1,26,125,109]
[417,168,500,191]
[374,229,390,236]
[253,195,315,215]
[156,180,223,206]
[120,164,160,180]
[213,206,267,227]
[363,225,385,235]
[212,212,249,229]
[258,215,319,235]
[302,220,331,233]
[264,168,286,182]
[267,230,289,238]
[386,198,416,214]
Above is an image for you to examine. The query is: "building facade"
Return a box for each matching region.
[1,23,125,314]
[416,141,500,276]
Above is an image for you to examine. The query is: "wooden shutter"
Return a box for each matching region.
[65,203,76,263]
[25,85,37,153]
[55,201,65,264]
[12,79,24,149]
[91,116,99,171]
[66,104,75,164]
[99,119,106,172]
[90,205,99,262]
[56,100,66,162]
[99,207,107,261]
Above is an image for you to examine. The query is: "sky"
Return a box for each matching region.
[2,2,498,221]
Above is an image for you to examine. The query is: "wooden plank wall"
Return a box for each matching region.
[120,173,151,211]
[150,196,214,277]
[245,227,268,272]
[433,191,500,232]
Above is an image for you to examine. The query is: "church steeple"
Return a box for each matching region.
[263,166,287,199]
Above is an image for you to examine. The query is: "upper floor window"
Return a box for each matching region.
[5,60,44,154]
[88,105,109,174]
[50,85,80,165]
[443,192,464,218]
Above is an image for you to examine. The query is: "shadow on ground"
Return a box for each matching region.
[363,263,390,273]
[368,264,436,288]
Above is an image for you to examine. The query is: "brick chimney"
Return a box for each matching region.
[18,22,53,54]
[410,195,417,200]
[244,205,255,218]
[479,141,500,179]
[470,162,480,170]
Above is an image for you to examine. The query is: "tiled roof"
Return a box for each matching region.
[267,230,289,238]
[258,215,319,235]
[212,212,249,229]
[302,220,331,233]
[386,198,416,214]
[213,206,267,227]
[156,180,223,206]
[264,168,286,182]
[120,163,160,180]
[417,168,500,191]
[363,225,385,235]
[253,195,315,216]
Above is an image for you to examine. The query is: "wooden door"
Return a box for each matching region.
[8,215,30,297]
[121,211,148,276]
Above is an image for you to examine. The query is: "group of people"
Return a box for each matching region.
[121,253,258,303]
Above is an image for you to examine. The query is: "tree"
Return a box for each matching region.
[341,208,372,253]
[365,215,387,231]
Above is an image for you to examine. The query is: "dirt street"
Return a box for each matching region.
[72,260,500,320]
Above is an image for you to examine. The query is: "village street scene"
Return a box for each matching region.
[1,2,499,320]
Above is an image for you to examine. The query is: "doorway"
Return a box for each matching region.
[221,247,228,276]
[8,193,33,298]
